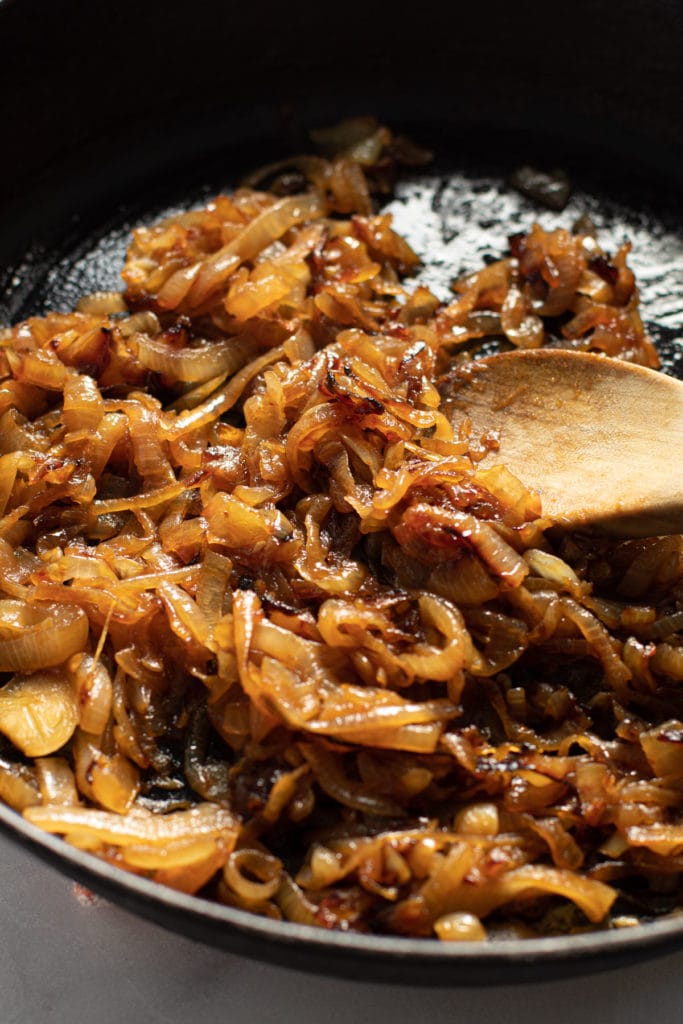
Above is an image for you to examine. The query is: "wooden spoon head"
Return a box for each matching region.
[442,349,683,537]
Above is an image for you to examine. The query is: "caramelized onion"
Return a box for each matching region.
[25,802,239,846]
[34,756,80,806]
[224,848,283,903]
[0,672,79,756]
[68,653,113,736]
[0,602,89,673]
[434,911,487,942]
[130,332,255,384]
[0,123,676,942]
[448,864,616,924]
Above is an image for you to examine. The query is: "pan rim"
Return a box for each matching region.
[5,798,683,974]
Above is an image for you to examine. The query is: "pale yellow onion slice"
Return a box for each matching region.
[275,874,319,926]
[454,802,500,837]
[0,671,79,756]
[217,193,324,264]
[224,848,283,903]
[62,374,105,432]
[122,837,219,870]
[154,841,233,895]
[186,192,325,308]
[434,912,487,942]
[129,331,256,384]
[24,801,240,847]
[0,601,89,673]
[500,284,544,348]
[524,549,584,597]
[68,653,113,736]
[34,756,80,806]
[155,263,202,310]
[399,594,469,682]
[438,863,616,924]
[0,761,41,810]
[89,751,140,814]
[75,291,127,315]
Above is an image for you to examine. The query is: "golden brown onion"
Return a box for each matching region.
[0,124,673,942]
[0,602,89,673]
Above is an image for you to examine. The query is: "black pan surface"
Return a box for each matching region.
[1,0,682,986]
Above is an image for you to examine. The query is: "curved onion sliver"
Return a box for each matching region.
[0,601,89,673]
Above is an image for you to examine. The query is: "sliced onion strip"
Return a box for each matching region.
[0,601,89,673]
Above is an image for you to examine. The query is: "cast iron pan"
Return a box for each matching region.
[1,0,683,986]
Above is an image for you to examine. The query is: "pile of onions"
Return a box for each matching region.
[1,118,682,941]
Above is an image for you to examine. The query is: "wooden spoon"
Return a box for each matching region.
[443,349,683,537]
